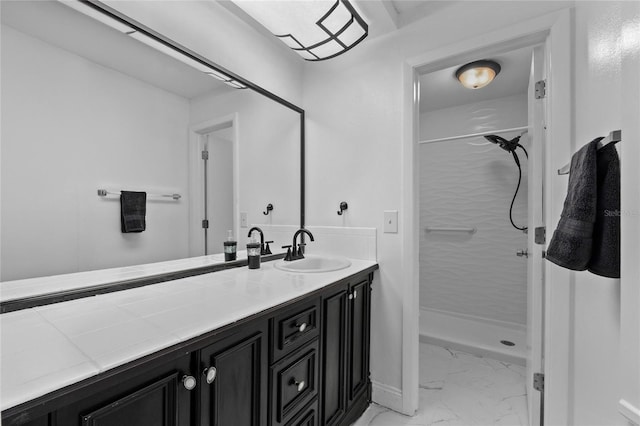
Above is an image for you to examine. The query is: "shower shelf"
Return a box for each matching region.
[425,226,477,234]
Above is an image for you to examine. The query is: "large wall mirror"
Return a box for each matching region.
[1,0,304,282]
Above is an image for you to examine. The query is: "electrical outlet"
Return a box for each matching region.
[240,212,248,228]
[384,210,398,233]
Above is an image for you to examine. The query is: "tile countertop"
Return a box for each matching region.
[0,251,256,303]
[0,258,377,412]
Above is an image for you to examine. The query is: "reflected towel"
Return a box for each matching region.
[120,191,146,233]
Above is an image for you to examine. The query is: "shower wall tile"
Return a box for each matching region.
[419,94,528,326]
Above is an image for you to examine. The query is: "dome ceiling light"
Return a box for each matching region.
[234,0,368,61]
[455,60,501,89]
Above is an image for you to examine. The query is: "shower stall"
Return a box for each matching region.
[418,92,530,365]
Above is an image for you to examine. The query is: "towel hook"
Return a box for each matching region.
[263,203,274,215]
[337,202,348,215]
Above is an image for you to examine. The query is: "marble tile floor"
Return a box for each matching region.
[353,343,528,426]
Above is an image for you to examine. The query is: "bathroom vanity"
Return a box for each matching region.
[1,259,377,426]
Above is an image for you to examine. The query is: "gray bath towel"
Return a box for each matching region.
[546,138,601,271]
[588,143,620,278]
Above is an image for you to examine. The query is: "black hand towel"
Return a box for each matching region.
[546,138,601,271]
[588,143,620,278]
[120,191,146,233]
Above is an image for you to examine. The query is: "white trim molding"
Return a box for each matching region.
[619,399,640,426]
[371,380,403,413]
[402,7,573,425]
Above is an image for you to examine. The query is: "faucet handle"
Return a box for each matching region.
[282,245,293,261]
[264,241,273,255]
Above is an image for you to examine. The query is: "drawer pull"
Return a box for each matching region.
[353,290,358,300]
[182,375,196,391]
[203,366,217,384]
[290,378,305,392]
[295,322,307,333]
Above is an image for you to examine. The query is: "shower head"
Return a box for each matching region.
[484,134,521,153]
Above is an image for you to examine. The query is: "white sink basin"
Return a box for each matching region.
[274,255,351,273]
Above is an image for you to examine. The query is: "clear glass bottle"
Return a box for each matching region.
[223,230,237,261]
[247,234,261,269]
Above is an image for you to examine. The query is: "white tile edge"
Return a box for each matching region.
[619,399,640,425]
[371,380,405,415]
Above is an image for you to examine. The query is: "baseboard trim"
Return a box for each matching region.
[371,380,404,414]
[619,399,640,425]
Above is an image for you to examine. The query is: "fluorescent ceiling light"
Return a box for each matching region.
[60,0,134,33]
[234,0,368,61]
[61,1,246,89]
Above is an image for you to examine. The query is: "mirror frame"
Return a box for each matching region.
[0,0,305,313]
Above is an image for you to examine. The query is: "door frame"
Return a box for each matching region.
[401,8,573,424]
[188,113,240,257]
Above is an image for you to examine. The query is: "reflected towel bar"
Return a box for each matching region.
[426,226,477,234]
[97,189,181,200]
[558,129,622,175]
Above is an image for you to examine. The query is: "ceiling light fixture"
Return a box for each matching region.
[455,60,501,89]
[234,0,368,61]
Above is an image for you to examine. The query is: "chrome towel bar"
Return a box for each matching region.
[97,189,181,200]
[558,129,622,175]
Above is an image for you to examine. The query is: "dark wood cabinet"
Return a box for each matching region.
[56,355,192,426]
[321,277,372,426]
[199,321,268,426]
[2,268,376,426]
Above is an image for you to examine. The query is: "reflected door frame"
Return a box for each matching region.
[188,114,240,257]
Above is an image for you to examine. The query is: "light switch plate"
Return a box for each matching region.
[384,210,398,233]
[240,212,248,228]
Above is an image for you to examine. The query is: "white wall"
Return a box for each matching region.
[302,0,571,408]
[419,94,528,326]
[619,3,640,424]
[569,3,640,425]
[1,25,190,280]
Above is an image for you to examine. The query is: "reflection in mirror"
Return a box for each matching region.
[0,0,302,281]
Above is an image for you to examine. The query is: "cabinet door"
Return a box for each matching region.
[199,321,268,426]
[321,287,348,426]
[56,355,192,426]
[347,279,370,404]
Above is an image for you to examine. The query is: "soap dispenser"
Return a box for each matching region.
[223,230,237,261]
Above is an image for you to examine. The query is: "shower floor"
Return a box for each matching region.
[353,343,528,426]
[420,308,526,366]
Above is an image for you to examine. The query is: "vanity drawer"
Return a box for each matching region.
[271,298,320,362]
[270,340,319,426]
[284,398,318,426]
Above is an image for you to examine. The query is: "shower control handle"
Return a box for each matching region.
[516,249,529,258]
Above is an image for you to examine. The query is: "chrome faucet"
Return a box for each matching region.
[283,228,315,261]
[247,227,272,255]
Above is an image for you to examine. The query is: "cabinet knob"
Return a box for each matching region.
[290,378,305,392]
[203,366,217,384]
[348,293,353,300]
[182,375,196,391]
[353,290,358,299]
[295,322,307,333]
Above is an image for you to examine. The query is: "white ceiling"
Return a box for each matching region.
[1,1,230,100]
[419,45,533,113]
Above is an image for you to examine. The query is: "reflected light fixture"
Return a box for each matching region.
[234,0,368,61]
[455,60,501,89]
